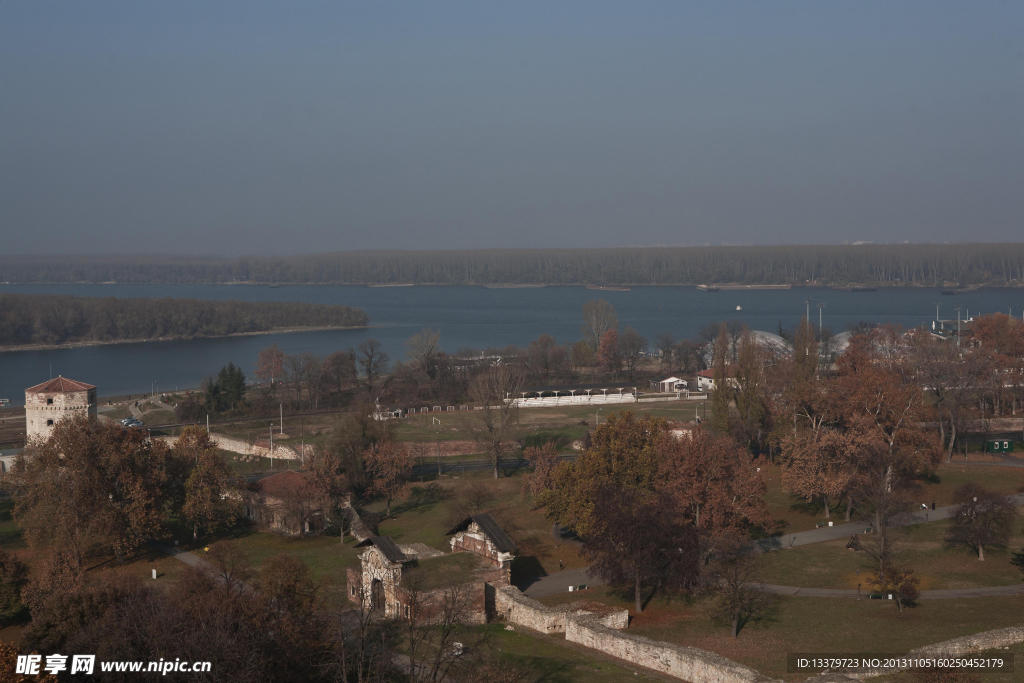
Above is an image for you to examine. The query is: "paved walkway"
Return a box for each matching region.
[753,492,1024,552]
[517,567,606,598]
[759,582,1024,599]
[522,492,1024,600]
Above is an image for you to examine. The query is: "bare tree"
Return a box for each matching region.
[462,363,524,479]
[405,328,441,368]
[405,582,487,683]
[324,349,357,394]
[358,339,390,391]
[581,299,618,348]
[618,326,647,380]
[707,535,772,638]
[946,484,1017,561]
[302,353,326,409]
[655,332,675,373]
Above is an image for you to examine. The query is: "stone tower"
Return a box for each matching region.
[25,376,97,442]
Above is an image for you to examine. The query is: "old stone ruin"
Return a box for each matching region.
[345,513,521,624]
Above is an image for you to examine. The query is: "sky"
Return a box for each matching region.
[1,1,1022,256]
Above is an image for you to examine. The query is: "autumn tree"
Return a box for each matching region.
[13,417,168,567]
[303,446,350,533]
[710,324,731,432]
[596,329,620,376]
[543,412,665,538]
[581,299,618,348]
[177,426,239,540]
[583,485,700,613]
[781,428,856,519]
[326,402,396,489]
[0,550,28,627]
[462,363,524,479]
[256,343,285,385]
[945,484,1017,561]
[873,563,920,613]
[733,327,767,448]
[656,428,771,536]
[521,441,561,498]
[364,439,413,517]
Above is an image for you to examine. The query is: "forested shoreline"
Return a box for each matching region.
[0,293,368,347]
[3,244,1024,286]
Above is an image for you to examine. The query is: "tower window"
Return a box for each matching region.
[46,419,54,426]
[46,398,53,405]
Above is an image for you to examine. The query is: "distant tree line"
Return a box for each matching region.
[0,293,368,346]
[3,243,1024,285]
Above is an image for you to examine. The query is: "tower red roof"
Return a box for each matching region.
[25,376,96,393]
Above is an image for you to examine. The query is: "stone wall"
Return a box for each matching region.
[566,615,778,683]
[158,432,302,460]
[493,586,630,634]
[494,586,572,634]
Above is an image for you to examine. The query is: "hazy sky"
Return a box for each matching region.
[2,2,1021,255]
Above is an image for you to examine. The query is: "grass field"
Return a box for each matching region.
[758,510,1024,590]
[481,623,670,682]
[761,462,1024,536]
[538,587,1024,682]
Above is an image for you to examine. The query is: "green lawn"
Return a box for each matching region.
[759,510,1024,590]
[372,474,587,577]
[760,462,1024,536]
[225,530,360,583]
[482,623,668,682]
[538,587,1024,682]
[400,553,483,591]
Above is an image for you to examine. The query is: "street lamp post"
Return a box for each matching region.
[805,299,811,320]
[955,307,962,347]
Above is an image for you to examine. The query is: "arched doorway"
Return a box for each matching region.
[370,578,384,611]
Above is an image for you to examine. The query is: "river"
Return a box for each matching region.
[1,283,1021,401]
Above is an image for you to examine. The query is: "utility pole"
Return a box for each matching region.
[269,424,274,470]
[206,414,209,434]
[955,307,962,347]
[280,404,284,435]
[933,302,939,322]
[805,299,811,321]
[817,303,826,339]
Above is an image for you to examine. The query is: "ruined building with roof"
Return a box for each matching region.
[346,512,517,622]
[25,376,97,442]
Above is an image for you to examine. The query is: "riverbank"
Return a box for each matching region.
[0,324,371,354]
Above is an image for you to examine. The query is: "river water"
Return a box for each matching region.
[1,283,1021,401]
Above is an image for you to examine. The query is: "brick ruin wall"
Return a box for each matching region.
[451,534,498,565]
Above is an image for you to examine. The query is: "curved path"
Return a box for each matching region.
[758,582,1024,599]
